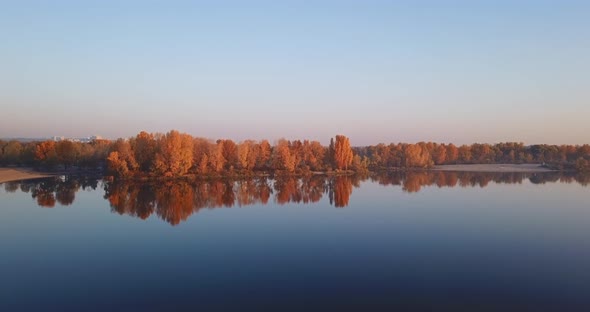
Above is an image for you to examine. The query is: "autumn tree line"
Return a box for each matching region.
[102,131,354,178]
[354,141,590,172]
[0,139,111,170]
[1,130,589,178]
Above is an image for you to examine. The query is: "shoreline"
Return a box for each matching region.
[0,168,55,184]
[431,164,555,173]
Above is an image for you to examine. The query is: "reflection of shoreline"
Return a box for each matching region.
[372,171,588,193]
[432,164,554,172]
[2,172,588,225]
[2,176,100,208]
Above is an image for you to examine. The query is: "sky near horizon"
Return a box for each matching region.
[1,0,589,145]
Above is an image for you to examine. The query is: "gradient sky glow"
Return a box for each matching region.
[1,0,589,145]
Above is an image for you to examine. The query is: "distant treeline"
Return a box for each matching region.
[354,141,590,172]
[0,139,111,170]
[1,130,589,177]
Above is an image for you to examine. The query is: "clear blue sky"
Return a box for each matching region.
[1,0,588,145]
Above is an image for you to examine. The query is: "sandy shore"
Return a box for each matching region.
[432,164,554,172]
[0,168,54,183]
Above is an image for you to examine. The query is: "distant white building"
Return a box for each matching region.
[51,135,103,143]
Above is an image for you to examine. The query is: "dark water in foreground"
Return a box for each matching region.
[1,172,589,311]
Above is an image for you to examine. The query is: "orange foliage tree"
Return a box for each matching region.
[333,135,353,170]
[153,130,194,177]
[35,141,57,167]
[107,139,139,178]
[132,131,157,172]
[403,143,433,168]
[238,140,259,171]
[257,140,272,170]
[273,139,295,172]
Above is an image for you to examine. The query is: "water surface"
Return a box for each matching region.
[1,172,589,311]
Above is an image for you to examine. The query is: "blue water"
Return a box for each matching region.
[1,173,589,311]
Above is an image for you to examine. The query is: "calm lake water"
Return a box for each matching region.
[1,172,589,311]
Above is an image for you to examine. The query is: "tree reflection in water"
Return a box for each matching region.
[3,171,587,225]
[4,176,99,208]
[371,171,586,193]
[103,176,354,225]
